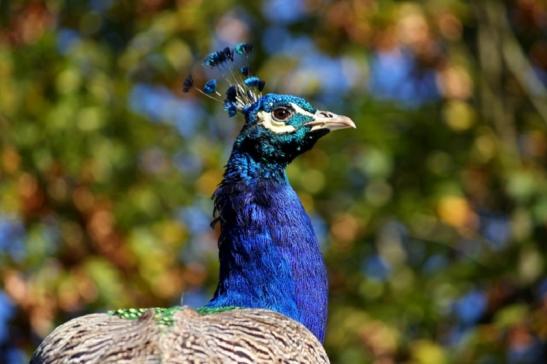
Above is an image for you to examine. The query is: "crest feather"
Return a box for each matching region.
[183,43,267,117]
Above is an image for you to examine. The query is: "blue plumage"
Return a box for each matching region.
[224,86,238,117]
[182,74,193,92]
[223,46,234,62]
[244,76,266,91]
[234,42,253,55]
[185,44,266,115]
[203,49,228,68]
[205,93,355,342]
[185,46,356,342]
[203,46,237,68]
[208,174,327,340]
[203,79,217,94]
[225,85,237,102]
[224,102,237,117]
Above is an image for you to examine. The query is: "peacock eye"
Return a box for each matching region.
[272,107,292,121]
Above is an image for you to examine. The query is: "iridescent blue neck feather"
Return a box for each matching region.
[188,45,355,344]
[207,112,329,342]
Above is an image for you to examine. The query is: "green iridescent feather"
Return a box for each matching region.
[108,307,183,326]
[108,306,238,326]
[195,306,237,315]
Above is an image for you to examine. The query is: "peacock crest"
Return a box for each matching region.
[183,43,266,117]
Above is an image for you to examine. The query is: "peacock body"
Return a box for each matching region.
[31,44,355,364]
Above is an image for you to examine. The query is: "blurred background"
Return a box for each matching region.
[0,0,546,363]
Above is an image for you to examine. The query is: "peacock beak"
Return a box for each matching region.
[305,110,356,132]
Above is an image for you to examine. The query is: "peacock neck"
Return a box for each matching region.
[206,148,328,342]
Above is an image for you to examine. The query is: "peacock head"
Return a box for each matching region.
[236,93,355,164]
[184,44,355,164]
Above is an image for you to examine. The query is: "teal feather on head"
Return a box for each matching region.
[234,42,253,55]
[244,76,266,91]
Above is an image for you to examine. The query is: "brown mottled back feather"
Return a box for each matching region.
[31,308,329,364]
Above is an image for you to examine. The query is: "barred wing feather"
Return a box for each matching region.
[31,308,329,364]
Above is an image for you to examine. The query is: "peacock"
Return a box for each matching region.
[31,44,355,364]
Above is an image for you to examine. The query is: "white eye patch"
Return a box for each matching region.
[256,103,315,134]
[290,103,315,118]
